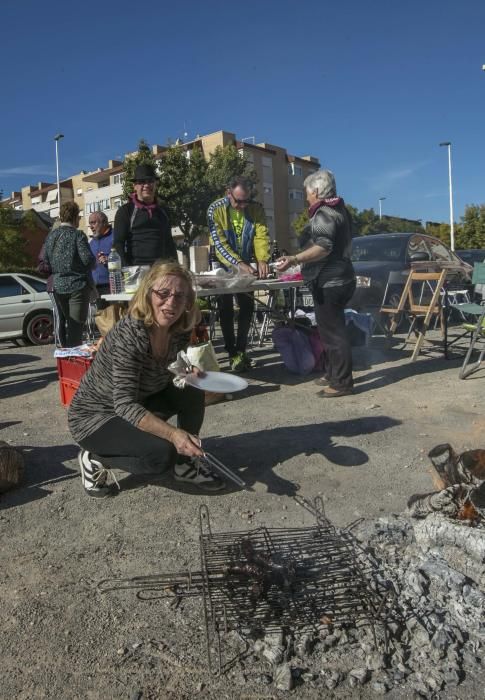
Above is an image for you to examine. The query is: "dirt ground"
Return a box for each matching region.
[1,332,484,699]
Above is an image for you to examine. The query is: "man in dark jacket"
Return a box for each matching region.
[88,211,113,307]
[113,164,176,266]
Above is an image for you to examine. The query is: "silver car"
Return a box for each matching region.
[0,273,54,345]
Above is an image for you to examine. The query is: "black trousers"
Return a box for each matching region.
[78,383,205,474]
[217,292,254,356]
[54,287,90,347]
[313,281,356,390]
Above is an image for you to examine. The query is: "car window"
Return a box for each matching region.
[19,275,47,293]
[427,238,453,262]
[407,236,431,260]
[0,276,25,298]
[351,237,405,262]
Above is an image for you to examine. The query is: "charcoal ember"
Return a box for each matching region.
[442,665,462,686]
[321,670,342,689]
[372,680,390,694]
[294,633,312,658]
[365,652,386,671]
[255,673,272,685]
[348,668,369,686]
[273,662,293,691]
[262,638,285,666]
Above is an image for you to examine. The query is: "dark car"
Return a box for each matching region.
[456,249,485,266]
[349,233,473,313]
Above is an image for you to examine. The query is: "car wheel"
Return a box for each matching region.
[24,312,54,345]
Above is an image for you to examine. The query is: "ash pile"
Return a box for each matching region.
[99,445,485,696]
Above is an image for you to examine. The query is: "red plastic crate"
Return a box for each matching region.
[57,356,93,406]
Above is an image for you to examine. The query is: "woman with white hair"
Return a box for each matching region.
[277,169,355,397]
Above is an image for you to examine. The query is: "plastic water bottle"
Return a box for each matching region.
[108,248,123,294]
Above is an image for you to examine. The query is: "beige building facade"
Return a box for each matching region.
[2,131,319,248]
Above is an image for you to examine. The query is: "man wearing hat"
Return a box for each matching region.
[114,164,177,266]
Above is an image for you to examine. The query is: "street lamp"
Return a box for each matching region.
[378,197,386,220]
[54,133,64,216]
[439,141,455,251]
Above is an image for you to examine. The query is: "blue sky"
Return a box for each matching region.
[1,0,485,224]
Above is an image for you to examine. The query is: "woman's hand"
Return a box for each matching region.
[171,429,204,458]
[189,366,206,378]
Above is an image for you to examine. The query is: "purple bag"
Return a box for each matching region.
[309,327,325,372]
[272,326,315,375]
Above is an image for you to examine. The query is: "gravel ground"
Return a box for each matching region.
[1,333,484,699]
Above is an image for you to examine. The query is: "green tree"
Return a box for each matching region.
[205,144,258,198]
[425,222,452,245]
[455,205,485,249]
[121,139,157,202]
[292,208,309,236]
[0,208,29,269]
[157,145,211,246]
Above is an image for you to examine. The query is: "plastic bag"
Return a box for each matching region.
[195,267,255,290]
[122,265,150,293]
[272,326,315,375]
[186,341,220,372]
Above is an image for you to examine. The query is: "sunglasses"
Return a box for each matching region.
[151,288,188,303]
[135,179,156,185]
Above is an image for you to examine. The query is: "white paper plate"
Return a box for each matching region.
[185,371,248,393]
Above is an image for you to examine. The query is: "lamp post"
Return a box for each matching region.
[54,133,64,216]
[439,141,455,251]
[378,197,386,220]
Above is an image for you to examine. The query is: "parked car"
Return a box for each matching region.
[0,273,54,345]
[456,250,485,300]
[456,249,485,266]
[349,233,473,314]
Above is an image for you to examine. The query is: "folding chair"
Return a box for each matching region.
[381,268,447,360]
[456,263,485,379]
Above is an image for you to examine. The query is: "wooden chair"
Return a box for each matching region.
[381,268,447,360]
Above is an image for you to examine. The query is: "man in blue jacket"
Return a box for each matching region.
[88,211,114,307]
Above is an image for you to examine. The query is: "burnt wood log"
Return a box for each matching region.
[0,441,24,493]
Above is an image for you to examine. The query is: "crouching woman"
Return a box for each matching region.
[68,261,224,497]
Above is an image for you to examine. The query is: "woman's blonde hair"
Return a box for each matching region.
[129,260,199,334]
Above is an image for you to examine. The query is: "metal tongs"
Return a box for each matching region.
[200,450,248,490]
[191,436,248,490]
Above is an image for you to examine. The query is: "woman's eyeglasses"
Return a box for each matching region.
[151,288,187,303]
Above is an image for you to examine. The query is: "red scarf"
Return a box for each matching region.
[130,193,158,218]
[308,197,342,218]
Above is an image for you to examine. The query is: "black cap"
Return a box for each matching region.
[133,163,157,181]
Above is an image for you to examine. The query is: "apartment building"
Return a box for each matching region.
[2,131,319,248]
[169,130,319,251]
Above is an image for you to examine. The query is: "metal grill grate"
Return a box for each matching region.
[98,498,395,675]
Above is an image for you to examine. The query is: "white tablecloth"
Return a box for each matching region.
[102,279,305,303]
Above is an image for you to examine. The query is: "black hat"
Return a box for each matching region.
[133,163,158,181]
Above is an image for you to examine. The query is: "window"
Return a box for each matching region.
[76,188,83,195]
[262,156,273,167]
[288,163,302,177]
[113,174,124,185]
[289,190,304,200]
[0,276,24,297]
[351,238,406,262]
[407,237,431,260]
[427,238,453,262]
[114,198,122,209]
[263,185,273,195]
[19,275,47,293]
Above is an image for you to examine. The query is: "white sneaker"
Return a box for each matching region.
[173,458,225,492]
[78,450,118,498]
